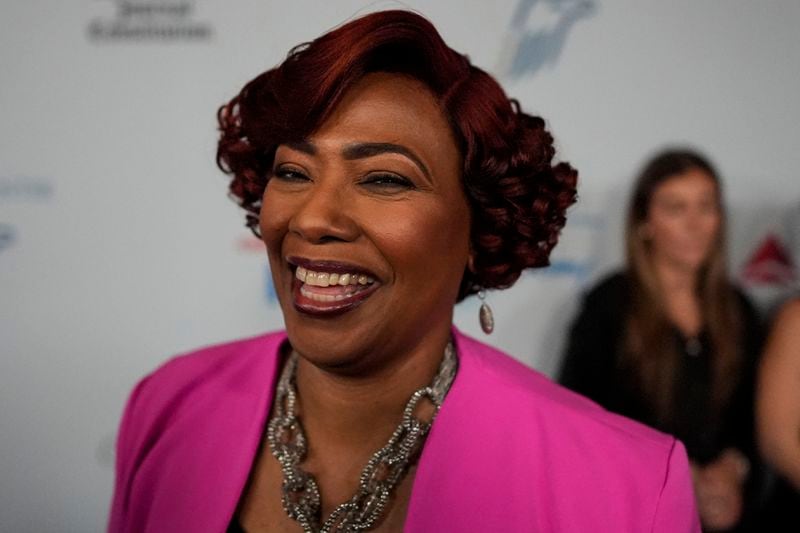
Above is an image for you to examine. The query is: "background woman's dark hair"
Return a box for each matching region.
[624,148,741,423]
[216,10,578,301]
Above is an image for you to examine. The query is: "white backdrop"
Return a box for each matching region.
[1,1,799,531]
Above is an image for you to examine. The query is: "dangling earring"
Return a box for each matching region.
[478,288,494,334]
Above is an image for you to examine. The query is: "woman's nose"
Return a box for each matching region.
[288,180,359,244]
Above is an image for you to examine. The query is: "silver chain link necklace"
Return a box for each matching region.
[266,342,457,532]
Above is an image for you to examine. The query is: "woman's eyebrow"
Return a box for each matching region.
[341,142,431,180]
[284,140,317,155]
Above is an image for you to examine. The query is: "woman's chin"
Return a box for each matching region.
[284,334,377,374]
[282,309,385,374]
[660,250,711,274]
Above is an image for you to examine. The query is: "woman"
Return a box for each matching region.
[109,11,699,532]
[560,149,762,531]
[757,297,800,530]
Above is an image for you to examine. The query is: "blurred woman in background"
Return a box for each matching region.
[560,149,763,531]
[757,297,800,530]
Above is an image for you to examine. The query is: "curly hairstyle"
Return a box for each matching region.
[217,10,578,301]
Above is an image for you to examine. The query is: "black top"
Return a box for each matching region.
[559,272,763,465]
[227,517,245,533]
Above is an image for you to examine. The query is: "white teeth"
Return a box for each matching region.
[298,268,376,287]
[300,285,358,302]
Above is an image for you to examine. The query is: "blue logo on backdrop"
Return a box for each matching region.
[497,0,597,79]
[0,224,16,253]
[0,175,55,201]
[87,0,214,42]
[0,175,55,254]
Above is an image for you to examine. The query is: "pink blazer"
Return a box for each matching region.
[109,329,700,532]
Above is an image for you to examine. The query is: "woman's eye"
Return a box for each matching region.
[663,202,685,215]
[361,173,415,190]
[273,167,310,182]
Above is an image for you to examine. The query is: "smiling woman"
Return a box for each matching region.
[109,10,700,533]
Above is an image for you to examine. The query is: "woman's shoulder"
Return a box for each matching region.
[764,295,800,326]
[568,271,631,327]
[422,331,699,531]
[776,297,800,321]
[583,269,631,302]
[766,297,800,350]
[135,331,286,396]
[110,332,287,532]
[454,330,676,452]
[117,332,286,441]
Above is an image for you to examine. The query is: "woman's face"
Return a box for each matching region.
[644,168,721,274]
[260,72,471,372]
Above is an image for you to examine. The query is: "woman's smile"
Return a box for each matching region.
[289,257,380,316]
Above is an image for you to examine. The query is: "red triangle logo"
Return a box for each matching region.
[741,233,797,285]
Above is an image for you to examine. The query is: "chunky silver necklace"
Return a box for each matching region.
[267,343,457,532]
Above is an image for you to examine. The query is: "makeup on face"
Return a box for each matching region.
[258,72,471,369]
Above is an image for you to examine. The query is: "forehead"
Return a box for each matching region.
[653,168,717,199]
[308,72,460,162]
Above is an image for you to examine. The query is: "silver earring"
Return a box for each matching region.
[478,289,494,334]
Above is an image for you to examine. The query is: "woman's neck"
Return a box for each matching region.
[292,333,450,455]
[652,259,704,336]
[653,259,699,295]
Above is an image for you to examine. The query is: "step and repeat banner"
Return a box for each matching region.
[2,1,798,530]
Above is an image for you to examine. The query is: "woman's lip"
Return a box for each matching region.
[287,256,379,278]
[291,276,380,317]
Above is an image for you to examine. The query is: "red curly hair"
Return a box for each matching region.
[217,10,578,301]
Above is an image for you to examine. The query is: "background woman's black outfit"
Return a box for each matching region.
[559,272,764,531]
